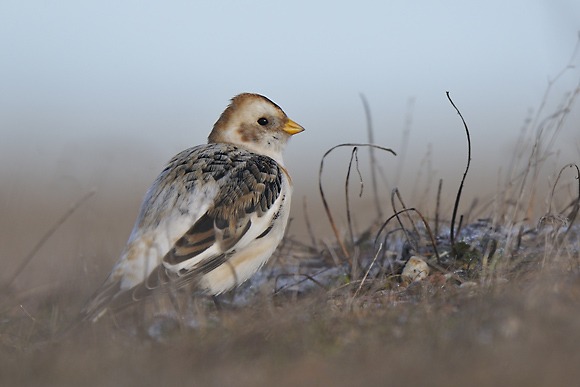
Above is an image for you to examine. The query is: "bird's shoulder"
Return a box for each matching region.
[161,143,281,186]
[134,143,284,232]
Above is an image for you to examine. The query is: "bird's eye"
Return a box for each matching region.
[257,117,269,126]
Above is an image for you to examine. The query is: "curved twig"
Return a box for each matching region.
[390,188,418,252]
[446,92,472,248]
[274,272,330,294]
[550,163,580,235]
[319,143,397,259]
[374,207,441,264]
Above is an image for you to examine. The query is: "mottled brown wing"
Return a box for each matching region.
[163,152,282,270]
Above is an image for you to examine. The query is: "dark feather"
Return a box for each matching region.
[163,151,282,268]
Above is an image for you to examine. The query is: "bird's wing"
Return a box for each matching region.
[81,144,284,321]
[162,152,282,269]
[136,149,283,298]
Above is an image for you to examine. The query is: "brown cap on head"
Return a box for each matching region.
[207,94,304,151]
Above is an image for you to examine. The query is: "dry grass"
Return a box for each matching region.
[2,269,580,386]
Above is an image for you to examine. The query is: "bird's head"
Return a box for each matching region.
[208,93,304,163]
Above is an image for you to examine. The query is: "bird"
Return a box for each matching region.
[82,93,304,322]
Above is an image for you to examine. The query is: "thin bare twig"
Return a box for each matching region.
[319,143,397,259]
[394,97,415,188]
[359,94,383,218]
[274,272,330,294]
[375,207,441,264]
[525,82,580,219]
[2,190,96,291]
[508,37,580,232]
[350,243,383,304]
[390,188,420,252]
[345,147,364,247]
[446,92,472,248]
[547,164,577,214]
[456,215,464,239]
[543,163,580,236]
[435,178,443,237]
[302,197,319,251]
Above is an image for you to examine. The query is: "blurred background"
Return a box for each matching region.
[0,1,579,293]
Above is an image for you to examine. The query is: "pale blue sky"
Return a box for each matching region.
[1,1,579,220]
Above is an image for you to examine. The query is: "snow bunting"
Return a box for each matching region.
[82,93,304,322]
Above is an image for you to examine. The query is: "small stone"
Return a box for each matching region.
[401,256,430,282]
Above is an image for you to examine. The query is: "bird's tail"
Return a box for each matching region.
[79,278,127,323]
[79,265,173,323]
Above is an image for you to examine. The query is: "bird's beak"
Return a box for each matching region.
[283,119,305,135]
